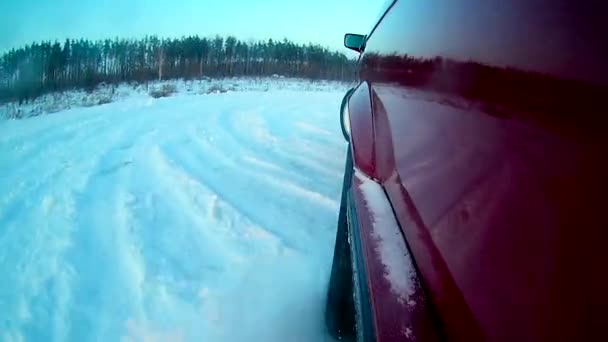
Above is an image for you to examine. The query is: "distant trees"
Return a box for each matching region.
[0,35,356,103]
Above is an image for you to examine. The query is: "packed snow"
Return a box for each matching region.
[0,79,350,341]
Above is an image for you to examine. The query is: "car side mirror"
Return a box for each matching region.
[344,34,365,53]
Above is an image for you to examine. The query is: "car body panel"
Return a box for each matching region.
[345,0,608,340]
[349,170,440,341]
[348,83,376,177]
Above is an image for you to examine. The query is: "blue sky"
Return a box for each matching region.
[0,0,384,54]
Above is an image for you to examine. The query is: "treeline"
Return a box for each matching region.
[0,35,356,103]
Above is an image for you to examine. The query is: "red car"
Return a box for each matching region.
[326,1,607,341]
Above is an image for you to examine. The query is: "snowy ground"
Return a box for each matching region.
[0,77,349,119]
[0,82,349,341]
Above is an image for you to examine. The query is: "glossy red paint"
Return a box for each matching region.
[345,0,608,340]
[371,87,483,341]
[372,84,607,341]
[348,83,376,177]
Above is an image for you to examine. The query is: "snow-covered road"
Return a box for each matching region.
[0,89,347,341]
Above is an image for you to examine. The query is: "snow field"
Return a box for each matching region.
[0,87,348,341]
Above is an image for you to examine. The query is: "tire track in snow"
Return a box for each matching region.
[157,144,288,258]
[0,111,108,228]
[0,110,137,341]
[213,93,344,197]
[178,125,338,250]
[1,90,347,341]
[154,137,305,253]
[0,111,106,180]
[1,107,151,340]
[64,121,148,341]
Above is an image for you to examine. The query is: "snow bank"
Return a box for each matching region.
[0,89,347,341]
[0,77,351,120]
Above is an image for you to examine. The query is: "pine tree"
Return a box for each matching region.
[0,35,356,103]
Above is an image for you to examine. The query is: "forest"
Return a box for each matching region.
[0,35,356,103]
